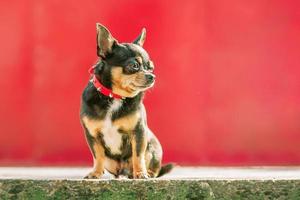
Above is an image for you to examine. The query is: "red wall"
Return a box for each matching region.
[1,0,300,166]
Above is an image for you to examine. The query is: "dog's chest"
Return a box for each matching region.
[101,100,123,155]
[83,100,140,155]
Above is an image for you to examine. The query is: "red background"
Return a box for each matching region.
[1,0,300,166]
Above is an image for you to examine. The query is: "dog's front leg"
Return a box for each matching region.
[83,125,105,179]
[131,123,148,179]
[85,142,105,179]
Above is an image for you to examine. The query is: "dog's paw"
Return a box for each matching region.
[84,171,103,179]
[147,170,157,178]
[134,171,149,179]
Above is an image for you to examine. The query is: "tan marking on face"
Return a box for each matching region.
[82,116,103,137]
[113,112,141,132]
[135,56,143,65]
[111,67,147,97]
[149,61,154,70]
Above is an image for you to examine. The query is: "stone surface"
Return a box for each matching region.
[1,167,300,199]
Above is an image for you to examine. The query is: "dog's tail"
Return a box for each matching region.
[157,163,175,177]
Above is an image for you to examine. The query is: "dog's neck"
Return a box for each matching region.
[88,85,144,120]
[88,61,124,99]
[94,61,113,90]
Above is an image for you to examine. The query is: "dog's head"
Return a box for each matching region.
[95,23,155,98]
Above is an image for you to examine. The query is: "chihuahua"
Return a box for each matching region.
[80,23,173,179]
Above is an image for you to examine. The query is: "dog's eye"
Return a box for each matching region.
[128,62,140,71]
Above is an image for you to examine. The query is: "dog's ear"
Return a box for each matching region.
[96,23,118,58]
[133,28,146,47]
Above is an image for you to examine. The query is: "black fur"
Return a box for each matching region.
[134,120,145,156]
[82,124,96,158]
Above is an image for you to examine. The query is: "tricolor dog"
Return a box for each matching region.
[80,23,173,179]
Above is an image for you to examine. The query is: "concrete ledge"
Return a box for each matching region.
[1,179,300,199]
[1,167,300,199]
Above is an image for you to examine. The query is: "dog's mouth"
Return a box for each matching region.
[130,81,155,91]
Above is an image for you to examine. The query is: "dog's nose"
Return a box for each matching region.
[146,74,155,83]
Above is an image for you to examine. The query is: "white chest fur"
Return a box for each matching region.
[101,100,123,155]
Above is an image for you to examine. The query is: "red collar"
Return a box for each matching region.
[88,65,124,99]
